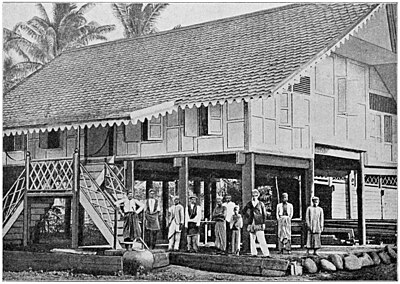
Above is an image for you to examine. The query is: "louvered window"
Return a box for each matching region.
[293,76,310,95]
[369,93,397,114]
[384,115,393,143]
[142,115,163,141]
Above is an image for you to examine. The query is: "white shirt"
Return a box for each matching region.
[115,198,144,214]
[223,201,236,222]
[251,199,259,207]
[147,198,160,213]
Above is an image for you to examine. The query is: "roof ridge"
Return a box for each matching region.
[64,3,309,54]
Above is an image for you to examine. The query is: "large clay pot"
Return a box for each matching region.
[123,248,154,275]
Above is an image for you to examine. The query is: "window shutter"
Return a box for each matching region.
[346,79,359,116]
[39,132,49,149]
[147,115,163,141]
[208,104,223,135]
[337,77,347,113]
[184,107,198,137]
[3,136,14,152]
[292,95,307,127]
[384,115,393,143]
[125,122,141,142]
[14,135,25,151]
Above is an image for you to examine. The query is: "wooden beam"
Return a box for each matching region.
[189,159,241,172]
[255,154,310,169]
[23,152,31,247]
[137,161,177,173]
[178,157,189,250]
[162,181,169,239]
[241,153,255,253]
[357,153,366,245]
[72,149,80,249]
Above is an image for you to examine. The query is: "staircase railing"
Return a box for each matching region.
[79,164,115,235]
[103,162,127,201]
[3,170,26,226]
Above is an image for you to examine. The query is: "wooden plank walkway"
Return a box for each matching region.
[169,252,289,277]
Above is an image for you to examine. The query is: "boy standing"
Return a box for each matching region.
[230,205,243,255]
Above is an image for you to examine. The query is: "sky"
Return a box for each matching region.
[2,2,288,42]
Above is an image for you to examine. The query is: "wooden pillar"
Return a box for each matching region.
[162,181,169,239]
[178,157,189,249]
[193,179,201,196]
[78,204,85,245]
[125,160,134,194]
[302,159,314,219]
[241,153,255,253]
[204,179,211,220]
[72,149,80,248]
[357,153,366,245]
[23,152,31,247]
[211,180,217,213]
[64,198,72,237]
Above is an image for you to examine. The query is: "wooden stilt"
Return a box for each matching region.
[64,198,72,237]
[23,152,31,247]
[241,153,255,253]
[145,180,152,199]
[357,153,366,245]
[178,157,189,249]
[162,181,169,239]
[72,149,80,249]
[204,179,211,220]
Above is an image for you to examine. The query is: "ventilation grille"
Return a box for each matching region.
[369,93,397,114]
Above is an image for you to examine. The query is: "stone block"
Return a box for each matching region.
[359,253,374,267]
[328,254,343,270]
[320,259,336,272]
[344,254,362,271]
[369,251,381,265]
[386,245,397,260]
[378,251,391,264]
[303,258,318,274]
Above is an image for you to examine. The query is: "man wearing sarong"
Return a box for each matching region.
[276,193,293,254]
[212,196,227,253]
[185,195,201,252]
[114,192,145,250]
[167,197,184,251]
[306,196,324,256]
[242,189,270,257]
[145,189,160,249]
[222,195,235,253]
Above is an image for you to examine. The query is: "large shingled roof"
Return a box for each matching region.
[4,3,376,132]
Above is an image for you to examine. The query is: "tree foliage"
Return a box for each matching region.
[112,3,168,38]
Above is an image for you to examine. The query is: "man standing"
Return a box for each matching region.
[145,189,160,250]
[114,192,145,250]
[167,197,184,251]
[276,192,294,254]
[222,194,235,253]
[185,195,201,252]
[306,196,324,256]
[242,189,270,257]
[212,196,227,253]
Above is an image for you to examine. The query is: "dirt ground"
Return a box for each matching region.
[3,263,397,281]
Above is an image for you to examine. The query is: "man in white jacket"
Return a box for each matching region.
[276,193,293,254]
[167,197,184,251]
[185,195,201,253]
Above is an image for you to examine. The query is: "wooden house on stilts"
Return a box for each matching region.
[3,3,397,251]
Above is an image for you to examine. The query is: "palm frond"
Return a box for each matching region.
[35,4,50,24]
[76,3,96,16]
[142,3,169,33]
[112,3,132,37]
[16,23,42,42]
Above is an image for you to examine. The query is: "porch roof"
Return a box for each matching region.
[4,3,378,135]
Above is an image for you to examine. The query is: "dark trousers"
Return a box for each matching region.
[226,221,232,252]
[146,230,158,249]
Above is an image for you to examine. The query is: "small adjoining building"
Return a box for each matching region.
[3,3,397,250]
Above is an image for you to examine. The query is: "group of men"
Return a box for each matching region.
[115,188,325,256]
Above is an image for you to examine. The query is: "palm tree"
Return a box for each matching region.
[3,27,43,91]
[17,3,116,63]
[112,3,169,38]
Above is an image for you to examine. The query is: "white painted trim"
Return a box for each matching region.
[3,201,24,237]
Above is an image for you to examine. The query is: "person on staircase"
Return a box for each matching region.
[145,189,161,250]
[114,191,145,250]
[185,194,201,253]
[167,197,184,251]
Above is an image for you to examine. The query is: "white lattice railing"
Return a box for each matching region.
[365,174,397,188]
[104,163,126,201]
[29,158,74,191]
[3,170,26,225]
[79,164,114,234]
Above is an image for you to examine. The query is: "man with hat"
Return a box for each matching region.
[306,196,324,256]
[242,189,270,257]
[212,196,227,253]
[185,194,201,252]
[276,192,294,254]
[145,189,161,249]
[167,197,184,251]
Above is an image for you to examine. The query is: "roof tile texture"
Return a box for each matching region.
[4,3,375,129]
